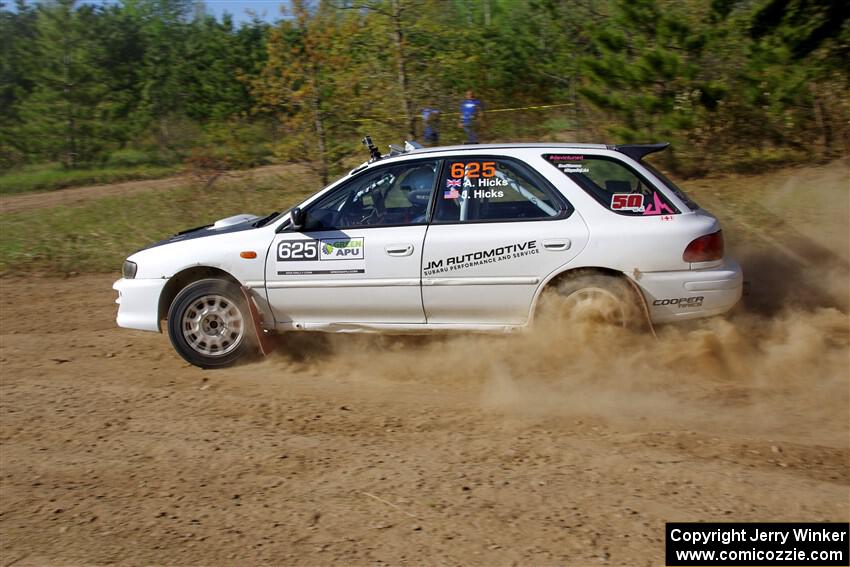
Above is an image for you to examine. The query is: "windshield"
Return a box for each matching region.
[643,161,700,211]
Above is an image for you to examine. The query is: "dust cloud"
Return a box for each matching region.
[266,162,849,445]
[265,250,848,446]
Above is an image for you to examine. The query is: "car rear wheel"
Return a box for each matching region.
[167,278,254,368]
[543,272,644,328]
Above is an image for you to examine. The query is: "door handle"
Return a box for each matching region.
[542,238,571,251]
[385,243,414,257]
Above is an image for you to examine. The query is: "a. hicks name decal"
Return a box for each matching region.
[277,238,364,262]
[423,240,539,276]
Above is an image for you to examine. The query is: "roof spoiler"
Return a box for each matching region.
[610,142,670,162]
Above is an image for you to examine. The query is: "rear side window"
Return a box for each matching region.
[543,154,679,216]
[642,161,700,210]
[433,157,567,223]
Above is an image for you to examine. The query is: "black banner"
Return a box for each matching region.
[666,523,849,566]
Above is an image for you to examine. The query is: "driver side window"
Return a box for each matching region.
[303,160,440,230]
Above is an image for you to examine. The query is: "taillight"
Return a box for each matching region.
[683,230,724,262]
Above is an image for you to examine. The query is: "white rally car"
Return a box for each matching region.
[114,140,742,368]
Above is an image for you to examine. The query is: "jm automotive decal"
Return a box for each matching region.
[423,240,539,276]
[277,238,365,262]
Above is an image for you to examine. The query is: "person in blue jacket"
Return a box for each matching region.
[421,106,440,146]
[459,90,484,144]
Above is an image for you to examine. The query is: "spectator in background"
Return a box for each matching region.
[421,105,440,146]
[459,90,484,144]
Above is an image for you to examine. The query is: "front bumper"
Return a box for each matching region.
[635,259,743,323]
[113,277,168,332]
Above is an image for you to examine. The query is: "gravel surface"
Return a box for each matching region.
[1,162,847,566]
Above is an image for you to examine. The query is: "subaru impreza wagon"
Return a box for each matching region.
[113,141,742,368]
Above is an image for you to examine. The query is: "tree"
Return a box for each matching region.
[574,0,735,172]
[0,0,846,176]
[15,0,118,167]
[0,0,39,167]
[346,0,419,139]
[579,0,707,139]
[122,0,196,149]
[253,0,357,184]
[744,0,850,157]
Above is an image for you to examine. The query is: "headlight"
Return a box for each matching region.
[122,260,137,279]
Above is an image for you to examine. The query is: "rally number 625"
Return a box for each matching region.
[277,240,319,261]
[450,161,496,178]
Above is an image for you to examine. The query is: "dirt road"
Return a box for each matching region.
[1,163,848,566]
[1,275,847,567]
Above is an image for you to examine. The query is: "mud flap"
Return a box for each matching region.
[240,286,278,356]
[625,278,657,339]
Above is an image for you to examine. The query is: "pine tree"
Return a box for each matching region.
[16,0,115,167]
[122,0,196,150]
[0,0,39,167]
[744,0,850,156]
[578,0,709,143]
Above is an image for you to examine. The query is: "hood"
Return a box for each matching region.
[211,213,260,229]
[140,213,262,251]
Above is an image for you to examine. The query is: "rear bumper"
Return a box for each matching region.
[113,277,168,332]
[635,259,743,323]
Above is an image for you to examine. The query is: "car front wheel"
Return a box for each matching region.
[167,278,254,368]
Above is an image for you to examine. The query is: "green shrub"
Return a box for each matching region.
[106,149,153,167]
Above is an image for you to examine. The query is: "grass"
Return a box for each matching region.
[0,163,180,195]
[1,159,846,276]
[0,176,317,274]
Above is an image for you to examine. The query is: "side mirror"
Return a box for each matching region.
[290,207,306,230]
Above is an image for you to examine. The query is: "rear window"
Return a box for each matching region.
[543,154,679,216]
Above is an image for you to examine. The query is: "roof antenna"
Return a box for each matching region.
[362,135,381,162]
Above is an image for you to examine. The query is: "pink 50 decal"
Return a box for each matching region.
[610,193,675,216]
